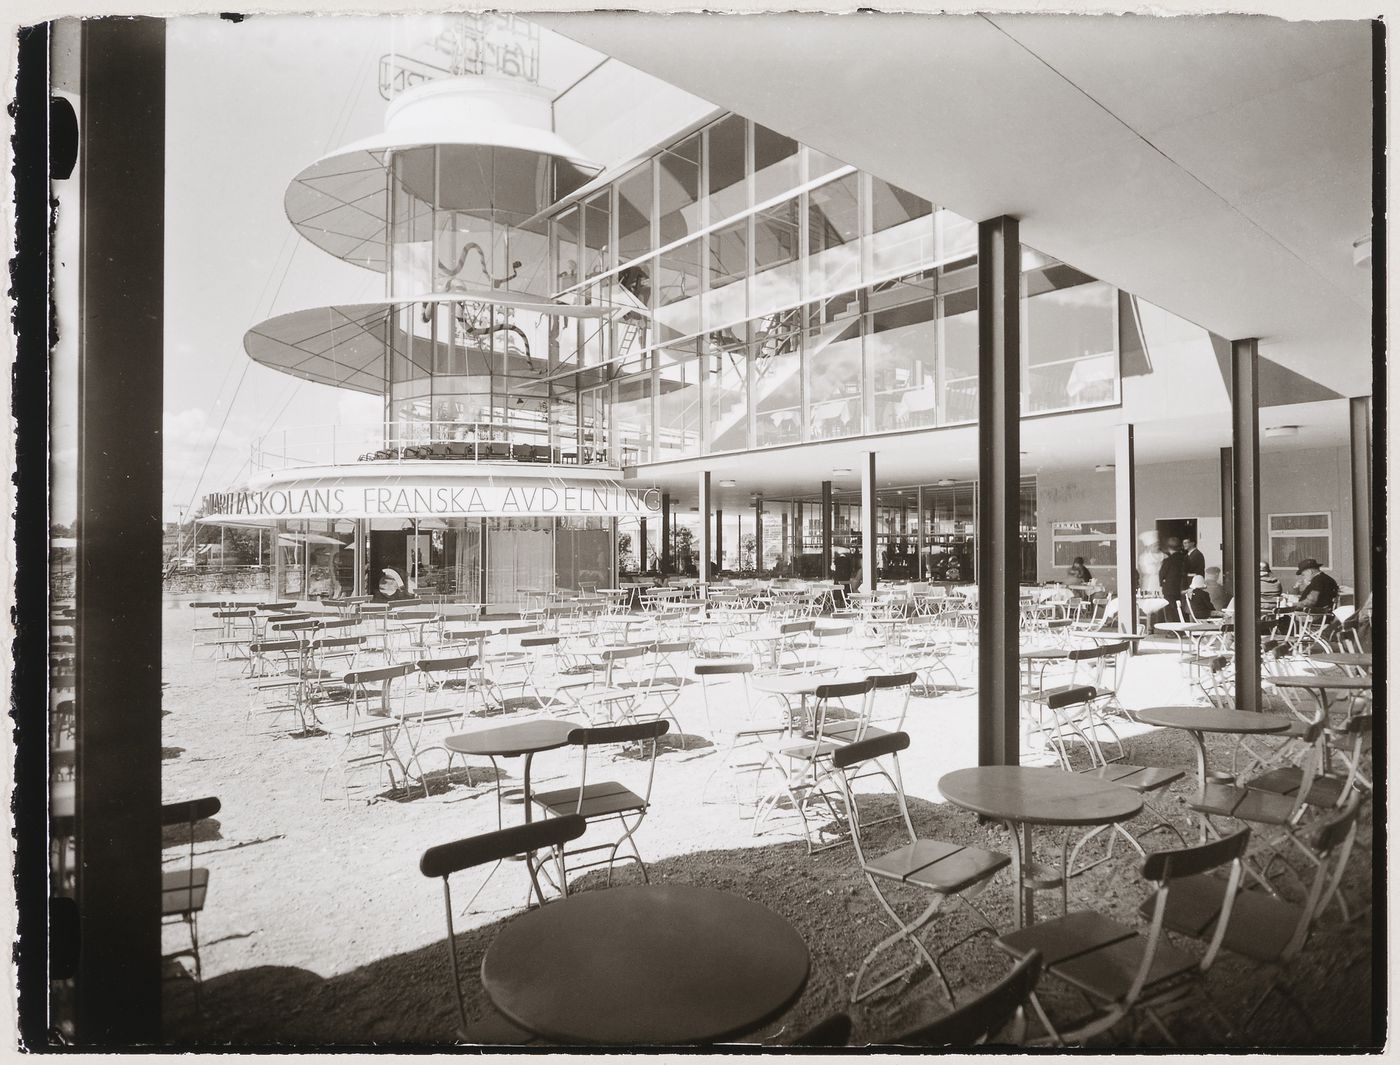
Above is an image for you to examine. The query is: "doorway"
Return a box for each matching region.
[1154,517,1197,548]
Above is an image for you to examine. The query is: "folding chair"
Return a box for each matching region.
[419,815,587,1045]
[893,950,1042,1046]
[996,830,1250,1046]
[753,678,874,853]
[530,719,670,891]
[1140,798,1362,1036]
[162,795,221,1013]
[319,662,415,806]
[694,660,793,807]
[823,671,916,745]
[832,732,1009,1005]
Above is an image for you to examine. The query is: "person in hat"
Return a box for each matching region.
[373,567,413,603]
[1185,574,1214,621]
[1287,559,1339,615]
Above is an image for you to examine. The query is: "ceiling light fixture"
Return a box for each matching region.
[936,478,955,487]
[718,478,737,488]
[1264,425,1300,438]
[832,467,852,476]
[1094,463,1115,473]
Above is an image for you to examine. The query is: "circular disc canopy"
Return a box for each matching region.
[244,293,615,394]
[285,124,598,273]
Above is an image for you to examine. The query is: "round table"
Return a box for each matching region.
[1268,674,1372,725]
[444,718,579,821]
[1307,652,1373,671]
[481,883,810,1045]
[938,766,1142,927]
[1132,705,1291,787]
[1019,646,1070,689]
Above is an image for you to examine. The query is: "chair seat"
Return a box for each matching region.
[533,780,647,820]
[1083,764,1184,793]
[1248,767,1345,807]
[998,910,1199,1004]
[776,738,843,760]
[1188,783,1297,825]
[1139,877,1297,964]
[867,839,1010,895]
[824,721,890,742]
[162,867,209,916]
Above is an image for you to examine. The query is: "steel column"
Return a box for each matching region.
[1349,396,1372,606]
[860,453,877,592]
[755,496,764,576]
[1231,338,1262,712]
[715,508,724,574]
[1219,447,1235,582]
[698,471,712,587]
[821,480,833,580]
[75,16,166,1043]
[917,485,926,579]
[976,215,1021,767]
[1114,425,1138,641]
[660,492,671,575]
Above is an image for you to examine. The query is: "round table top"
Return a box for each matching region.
[1133,705,1293,734]
[1019,646,1070,660]
[481,883,810,1045]
[1308,653,1372,668]
[1269,674,1372,691]
[938,766,1142,827]
[444,719,580,758]
[1154,621,1223,633]
[1076,631,1148,642]
[752,672,864,696]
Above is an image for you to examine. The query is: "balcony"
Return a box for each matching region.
[250,422,615,473]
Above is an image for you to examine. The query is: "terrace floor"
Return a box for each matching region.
[158,598,1377,1048]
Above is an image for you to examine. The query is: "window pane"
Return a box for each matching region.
[751,197,801,320]
[806,295,862,440]
[870,177,934,281]
[808,173,861,296]
[707,115,748,224]
[656,342,702,459]
[753,309,803,447]
[654,237,702,342]
[616,163,654,264]
[1023,269,1117,413]
[706,219,748,332]
[706,327,749,452]
[613,374,652,465]
[867,294,937,433]
[551,208,579,292]
[657,133,702,245]
[939,286,978,424]
[753,123,800,206]
[806,144,844,181]
[581,190,611,278]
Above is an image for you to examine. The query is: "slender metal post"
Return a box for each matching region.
[976,215,1021,766]
[639,517,648,573]
[1114,425,1138,642]
[75,16,165,1042]
[698,471,712,587]
[821,480,833,580]
[660,491,671,575]
[754,495,764,576]
[917,485,926,579]
[715,509,724,574]
[1231,338,1261,712]
[1219,447,1235,582]
[1349,395,1372,606]
[860,453,877,592]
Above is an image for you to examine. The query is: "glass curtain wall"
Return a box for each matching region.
[545,114,1123,468]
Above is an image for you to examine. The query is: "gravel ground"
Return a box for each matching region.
[159,597,1377,1049]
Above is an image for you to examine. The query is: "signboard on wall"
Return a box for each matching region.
[204,483,662,520]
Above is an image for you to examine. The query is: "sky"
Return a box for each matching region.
[51,13,613,525]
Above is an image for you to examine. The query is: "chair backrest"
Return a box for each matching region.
[1043,684,1097,711]
[868,671,916,690]
[419,815,587,1036]
[694,660,754,676]
[567,720,670,747]
[416,654,478,675]
[161,795,221,827]
[896,951,1043,1046]
[1138,829,1250,985]
[813,678,875,701]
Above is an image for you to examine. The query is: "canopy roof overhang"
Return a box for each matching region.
[244,293,616,394]
[538,13,1373,398]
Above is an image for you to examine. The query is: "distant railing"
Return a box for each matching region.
[250,421,615,472]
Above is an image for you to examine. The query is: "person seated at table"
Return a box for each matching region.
[1267,559,1338,635]
[1184,574,1214,621]
[1067,556,1092,583]
[373,567,413,603]
[1203,566,1230,610]
[944,558,963,582]
[1258,561,1283,613]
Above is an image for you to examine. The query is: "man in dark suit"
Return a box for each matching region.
[1182,536,1206,579]
[1158,537,1188,622]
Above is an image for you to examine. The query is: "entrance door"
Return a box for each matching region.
[369,529,408,590]
[1154,517,1197,548]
